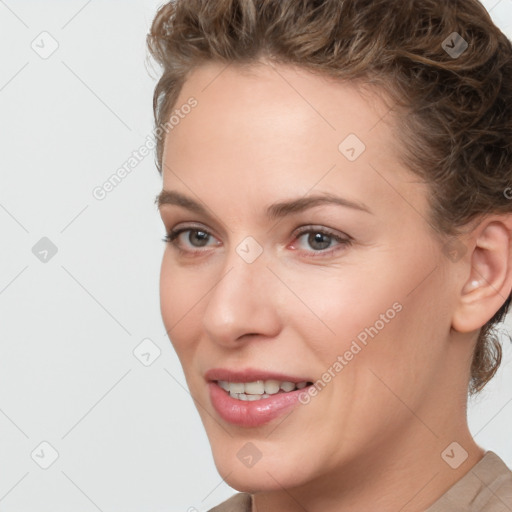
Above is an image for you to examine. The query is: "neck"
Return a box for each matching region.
[252,422,484,512]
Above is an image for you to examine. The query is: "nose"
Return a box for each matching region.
[202,245,282,347]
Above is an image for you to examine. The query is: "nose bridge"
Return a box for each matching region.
[202,238,280,343]
[217,233,270,298]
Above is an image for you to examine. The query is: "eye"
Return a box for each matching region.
[290,226,352,257]
[163,225,219,254]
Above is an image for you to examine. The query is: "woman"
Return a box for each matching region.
[147,0,512,510]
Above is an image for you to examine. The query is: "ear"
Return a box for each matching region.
[451,214,512,333]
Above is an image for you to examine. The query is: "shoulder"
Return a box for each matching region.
[207,492,252,512]
[426,451,512,512]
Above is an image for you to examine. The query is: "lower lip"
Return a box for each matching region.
[208,382,309,427]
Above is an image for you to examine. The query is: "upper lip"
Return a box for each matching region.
[205,367,312,383]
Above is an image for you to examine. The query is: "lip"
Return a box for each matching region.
[204,367,312,384]
[205,367,314,428]
[208,381,311,427]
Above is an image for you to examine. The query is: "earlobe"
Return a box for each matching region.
[451,216,512,334]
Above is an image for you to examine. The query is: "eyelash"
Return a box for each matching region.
[162,224,353,258]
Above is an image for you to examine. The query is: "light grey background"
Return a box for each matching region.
[0,1,511,510]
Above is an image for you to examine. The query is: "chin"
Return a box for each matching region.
[217,463,299,493]
[210,444,315,492]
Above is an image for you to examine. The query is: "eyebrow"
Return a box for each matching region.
[155,189,372,220]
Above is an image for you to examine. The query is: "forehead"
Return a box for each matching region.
[161,61,428,223]
[166,60,397,151]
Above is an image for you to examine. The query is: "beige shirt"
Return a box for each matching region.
[208,451,512,511]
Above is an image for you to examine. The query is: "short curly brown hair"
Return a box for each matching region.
[146,0,512,397]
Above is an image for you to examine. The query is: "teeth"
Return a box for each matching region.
[264,379,280,394]
[218,381,230,392]
[218,379,309,400]
[229,391,271,401]
[280,381,296,392]
[228,382,245,393]
[244,380,265,394]
[246,393,264,401]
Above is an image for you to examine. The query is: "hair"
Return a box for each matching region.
[147,0,512,397]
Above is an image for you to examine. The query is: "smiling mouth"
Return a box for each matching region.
[215,379,314,401]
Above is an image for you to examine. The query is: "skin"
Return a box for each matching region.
[157,60,512,511]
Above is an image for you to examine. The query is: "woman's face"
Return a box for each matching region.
[158,61,466,491]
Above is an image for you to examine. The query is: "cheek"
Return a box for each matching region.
[159,254,203,355]
[290,254,440,391]
[159,254,177,326]
[285,265,405,355]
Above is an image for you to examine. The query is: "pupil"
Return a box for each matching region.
[191,230,209,247]
[309,232,330,250]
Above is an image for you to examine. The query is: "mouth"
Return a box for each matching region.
[204,368,315,427]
